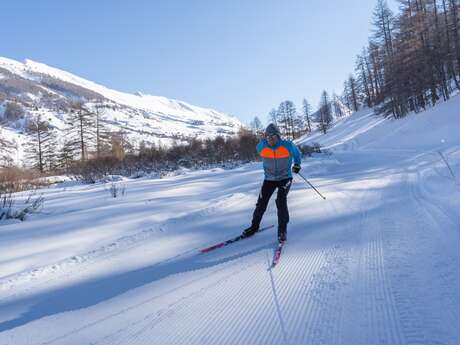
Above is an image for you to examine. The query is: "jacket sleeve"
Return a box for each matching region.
[256,139,266,155]
[289,141,302,165]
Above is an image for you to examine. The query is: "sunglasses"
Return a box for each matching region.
[266,134,277,139]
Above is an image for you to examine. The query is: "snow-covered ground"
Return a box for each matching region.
[1,95,460,345]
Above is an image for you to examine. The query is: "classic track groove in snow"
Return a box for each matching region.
[1,96,460,344]
[349,180,405,345]
[265,251,289,345]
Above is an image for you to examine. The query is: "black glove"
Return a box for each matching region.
[292,164,301,174]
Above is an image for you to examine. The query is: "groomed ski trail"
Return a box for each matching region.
[93,152,460,345]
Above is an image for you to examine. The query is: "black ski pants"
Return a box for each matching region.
[251,178,292,234]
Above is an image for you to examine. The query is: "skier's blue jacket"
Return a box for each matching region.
[257,139,301,181]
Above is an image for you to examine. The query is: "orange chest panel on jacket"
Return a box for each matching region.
[260,146,290,159]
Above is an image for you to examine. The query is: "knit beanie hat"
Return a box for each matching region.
[265,123,280,137]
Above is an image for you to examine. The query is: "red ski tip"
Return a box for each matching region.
[200,242,225,253]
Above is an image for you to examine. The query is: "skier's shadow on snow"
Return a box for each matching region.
[0,241,274,332]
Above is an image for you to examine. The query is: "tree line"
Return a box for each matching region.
[250,98,317,139]
[250,91,349,138]
[22,101,261,181]
[250,0,460,138]
[67,128,260,183]
[342,0,460,118]
[24,101,124,173]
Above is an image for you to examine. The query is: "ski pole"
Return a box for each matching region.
[438,151,457,182]
[297,172,326,200]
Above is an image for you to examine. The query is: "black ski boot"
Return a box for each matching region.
[278,230,287,243]
[242,225,259,238]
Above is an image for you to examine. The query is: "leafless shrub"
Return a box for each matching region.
[64,129,261,182]
[0,191,14,219]
[109,182,118,198]
[70,159,109,184]
[107,182,126,198]
[0,167,47,193]
[300,143,322,157]
[4,102,24,121]
[0,189,44,221]
[0,167,47,221]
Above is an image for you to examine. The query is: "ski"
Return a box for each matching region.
[199,224,274,254]
[271,241,285,268]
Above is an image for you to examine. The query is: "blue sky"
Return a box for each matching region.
[4,0,398,124]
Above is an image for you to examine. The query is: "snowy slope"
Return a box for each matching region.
[297,96,460,152]
[1,96,460,344]
[0,57,242,165]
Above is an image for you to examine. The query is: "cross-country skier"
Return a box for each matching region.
[242,123,301,243]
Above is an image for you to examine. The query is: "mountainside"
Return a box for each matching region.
[0,57,243,165]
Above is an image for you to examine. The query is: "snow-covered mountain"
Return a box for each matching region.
[0,57,243,165]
